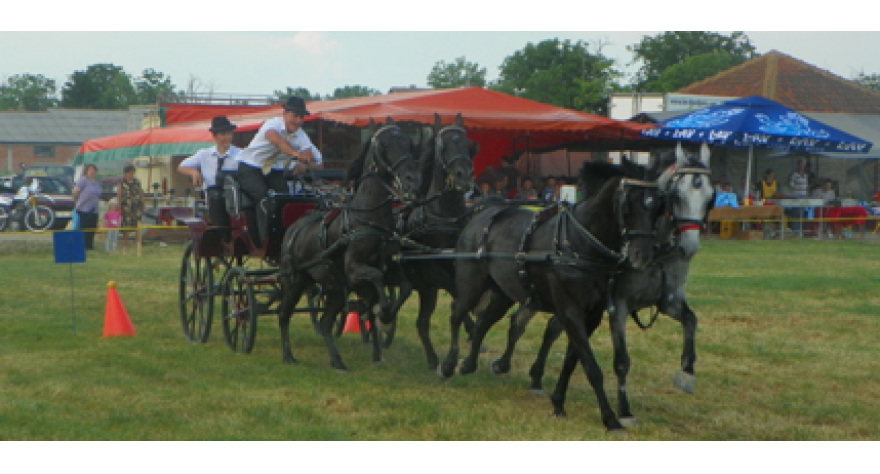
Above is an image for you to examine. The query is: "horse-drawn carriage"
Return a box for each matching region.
[177,167,348,354]
[176,112,717,433]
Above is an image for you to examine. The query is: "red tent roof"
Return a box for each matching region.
[79,87,650,170]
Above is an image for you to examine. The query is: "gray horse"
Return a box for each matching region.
[479,142,714,427]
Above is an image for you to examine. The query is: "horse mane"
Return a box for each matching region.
[578,158,649,201]
[346,139,371,183]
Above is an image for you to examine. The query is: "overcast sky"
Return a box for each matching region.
[4,3,877,100]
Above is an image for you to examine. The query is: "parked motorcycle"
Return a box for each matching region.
[6,180,55,232]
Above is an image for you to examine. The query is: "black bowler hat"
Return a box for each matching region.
[209,116,237,133]
[283,96,311,116]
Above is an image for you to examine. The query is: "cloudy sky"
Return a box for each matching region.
[4,3,876,100]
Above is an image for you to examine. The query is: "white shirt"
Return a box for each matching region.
[237,117,322,171]
[179,145,242,189]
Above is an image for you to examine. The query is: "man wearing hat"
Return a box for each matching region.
[236,96,323,245]
[177,116,242,227]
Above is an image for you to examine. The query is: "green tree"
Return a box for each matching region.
[628,31,758,91]
[273,87,322,103]
[329,85,381,99]
[134,68,178,104]
[61,63,136,109]
[427,56,487,89]
[0,74,58,111]
[492,38,621,114]
[853,72,880,93]
[651,51,745,92]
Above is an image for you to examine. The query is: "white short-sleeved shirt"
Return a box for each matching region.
[237,117,322,171]
[179,145,242,189]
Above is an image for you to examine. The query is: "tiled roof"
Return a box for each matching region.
[678,50,880,113]
[0,108,133,144]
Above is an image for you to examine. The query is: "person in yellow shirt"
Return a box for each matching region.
[760,168,778,200]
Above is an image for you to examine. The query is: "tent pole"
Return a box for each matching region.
[744,144,753,204]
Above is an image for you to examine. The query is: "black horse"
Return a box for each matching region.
[276,118,421,371]
[438,157,669,432]
[387,113,477,368]
[487,143,714,427]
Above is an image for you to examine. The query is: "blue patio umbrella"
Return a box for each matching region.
[641,95,873,198]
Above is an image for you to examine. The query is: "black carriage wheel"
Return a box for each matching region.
[221,267,258,354]
[178,241,214,344]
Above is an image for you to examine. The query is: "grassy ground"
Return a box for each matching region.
[0,238,878,441]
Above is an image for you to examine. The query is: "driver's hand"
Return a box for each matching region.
[191,173,203,188]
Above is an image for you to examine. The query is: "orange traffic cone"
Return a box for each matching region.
[103,281,136,338]
[342,311,371,333]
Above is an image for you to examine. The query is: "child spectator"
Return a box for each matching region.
[104,200,121,253]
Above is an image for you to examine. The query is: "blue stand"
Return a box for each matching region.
[53,231,86,334]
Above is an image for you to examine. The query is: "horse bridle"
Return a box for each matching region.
[665,162,712,234]
[434,125,473,190]
[613,177,661,241]
[357,124,417,202]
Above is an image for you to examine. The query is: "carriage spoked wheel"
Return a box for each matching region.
[178,241,214,344]
[221,267,258,354]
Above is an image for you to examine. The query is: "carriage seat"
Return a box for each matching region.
[223,174,254,215]
[264,193,320,237]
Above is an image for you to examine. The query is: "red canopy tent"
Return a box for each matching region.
[77,87,651,172]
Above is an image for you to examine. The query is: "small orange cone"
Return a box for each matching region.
[342,311,370,333]
[103,281,136,338]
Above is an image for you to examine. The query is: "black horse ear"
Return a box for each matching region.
[385,116,395,126]
[368,118,377,133]
[434,113,442,131]
[455,113,464,127]
[469,141,479,159]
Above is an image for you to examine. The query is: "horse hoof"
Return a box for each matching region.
[437,365,450,380]
[673,370,696,394]
[283,356,298,365]
[606,428,628,437]
[529,388,545,396]
[479,344,488,354]
[489,360,507,375]
[619,417,638,428]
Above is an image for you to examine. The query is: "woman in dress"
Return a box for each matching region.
[72,163,101,250]
[117,164,144,252]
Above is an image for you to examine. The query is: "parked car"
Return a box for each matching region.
[24,165,75,188]
[1,176,76,231]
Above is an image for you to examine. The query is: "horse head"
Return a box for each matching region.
[655,142,714,258]
[580,156,662,270]
[361,117,421,200]
[430,113,476,194]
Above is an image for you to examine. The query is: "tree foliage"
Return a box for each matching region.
[651,51,745,92]
[491,38,621,114]
[628,31,758,91]
[329,85,381,99]
[427,57,487,89]
[274,87,322,103]
[853,72,880,94]
[60,63,137,109]
[0,74,58,111]
[134,68,178,104]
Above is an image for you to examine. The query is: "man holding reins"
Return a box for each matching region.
[235,96,323,245]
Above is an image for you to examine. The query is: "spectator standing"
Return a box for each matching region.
[118,164,145,252]
[760,169,778,200]
[72,163,101,250]
[540,176,557,201]
[497,156,521,199]
[788,159,810,236]
[103,200,121,252]
[516,176,538,200]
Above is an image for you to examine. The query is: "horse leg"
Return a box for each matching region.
[549,342,579,417]
[278,274,306,365]
[553,302,624,433]
[459,289,513,375]
[608,300,636,426]
[367,296,384,363]
[490,304,536,376]
[672,299,698,394]
[414,287,441,370]
[439,279,489,379]
[319,290,349,371]
[527,315,564,394]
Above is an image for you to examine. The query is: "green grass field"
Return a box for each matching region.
[1,238,878,440]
